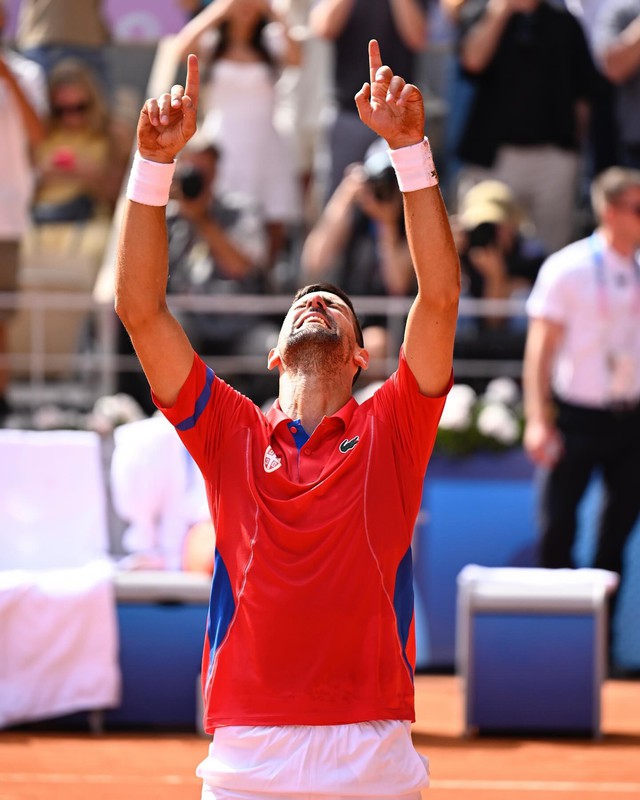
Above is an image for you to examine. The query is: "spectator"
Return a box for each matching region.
[166,139,279,403]
[271,0,332,228]
[32,58,125,224]
[173,0,302,271]
[562,0,618,187]
[455,0,597,253]
[456,179,545,335]
[453,179,546,364]
[301,142,416,375]
[522,166,640,662]
[111,413,212,572]
[592,0,640,170]
[0,0,46,422]
[437,0,480,200]
[15,0,112,98]
[310,0,428,201]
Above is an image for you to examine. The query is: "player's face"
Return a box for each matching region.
[282,292,358,347]
[269,291,368,379]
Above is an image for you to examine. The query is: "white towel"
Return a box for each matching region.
[0,560,120,728]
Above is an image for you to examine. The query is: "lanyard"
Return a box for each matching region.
[589,232,640,317]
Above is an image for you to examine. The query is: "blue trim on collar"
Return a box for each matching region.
[288,419,310,450]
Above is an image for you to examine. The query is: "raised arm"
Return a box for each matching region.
[309,0,356,40]
[389,0,428,53]
[0,57,45,149]
[355,40,459,397]
[173,0,238,60]
[460,0,512,74]
[114,55,200,408]
[599,15,640,85]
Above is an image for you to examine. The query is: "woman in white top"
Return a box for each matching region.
[174,0,302,269]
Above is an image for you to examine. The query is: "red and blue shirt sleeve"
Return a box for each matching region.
[152,352,259,475]
[370,346,452,476]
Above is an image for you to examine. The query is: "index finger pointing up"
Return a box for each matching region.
[369,39,382,86]
[184,53,200,111]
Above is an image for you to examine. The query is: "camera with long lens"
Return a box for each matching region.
[363,149,398,203]
[177,165,206,199]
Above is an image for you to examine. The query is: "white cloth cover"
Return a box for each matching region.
[111,415,209,570]
[458,565,620,592]
[0,560,120,728]
[0,429,109,570]
[0,428,120,727]
[457,565,620,610]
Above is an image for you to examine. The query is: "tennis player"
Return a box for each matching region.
[115,39,460,800]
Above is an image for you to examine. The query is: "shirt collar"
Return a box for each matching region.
[265,396,358,436]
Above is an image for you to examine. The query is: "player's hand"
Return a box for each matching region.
[137,54,199,164]
[354,39,424,151]
[523,419,563,468]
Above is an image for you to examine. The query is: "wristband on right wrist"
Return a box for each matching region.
[388,137,438,193]
[126,151,176,207]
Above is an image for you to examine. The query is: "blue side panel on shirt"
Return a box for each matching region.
[176,367,215,431]
[206,548,236,676]
[393,545,415,680]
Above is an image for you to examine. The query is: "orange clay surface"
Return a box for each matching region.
[1,674,639,800]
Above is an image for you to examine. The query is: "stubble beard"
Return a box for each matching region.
[282,326,351,379]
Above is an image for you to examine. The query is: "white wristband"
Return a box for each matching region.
[126,151,176,206]
[388,137,438,193]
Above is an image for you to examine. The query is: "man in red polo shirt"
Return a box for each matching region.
[116,40,459,800]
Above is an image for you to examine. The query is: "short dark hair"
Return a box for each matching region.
[292,283,364,347]
[292,283,365,385]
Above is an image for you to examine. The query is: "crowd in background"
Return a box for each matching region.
[1,0,640,420]
[0,0,638,617]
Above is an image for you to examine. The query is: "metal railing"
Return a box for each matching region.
[2,288,528,409]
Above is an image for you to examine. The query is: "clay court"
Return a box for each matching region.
[2,674,639,800]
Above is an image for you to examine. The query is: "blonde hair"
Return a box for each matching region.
[47,58,108,136]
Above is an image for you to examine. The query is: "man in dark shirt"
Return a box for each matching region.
[455,0,597,252]
[593,0,640,170]
[166,140,278,404]
[310,0,428,199]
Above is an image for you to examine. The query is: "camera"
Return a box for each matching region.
[363,150,398,203]
[466,221,498,248]
[177,165,206,199]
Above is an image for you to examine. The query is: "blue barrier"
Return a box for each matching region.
[413,450,640,670]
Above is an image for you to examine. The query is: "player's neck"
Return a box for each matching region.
[278,374,352,435]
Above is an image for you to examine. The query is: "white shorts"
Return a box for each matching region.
[197,720,429,799]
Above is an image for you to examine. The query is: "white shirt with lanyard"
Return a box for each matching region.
[526,231,640,409]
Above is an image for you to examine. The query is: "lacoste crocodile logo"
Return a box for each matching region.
[339,436,360,453]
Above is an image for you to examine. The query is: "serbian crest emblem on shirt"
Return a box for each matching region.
[263,446,282,473]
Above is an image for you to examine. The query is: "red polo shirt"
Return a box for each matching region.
[156,349,448,733]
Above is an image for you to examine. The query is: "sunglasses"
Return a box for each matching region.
[52,102,91,117]
[612,201,640,219]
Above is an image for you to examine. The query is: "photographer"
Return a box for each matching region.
[455,180,546,358]
[301,141,416,369]
[166,139,278,401]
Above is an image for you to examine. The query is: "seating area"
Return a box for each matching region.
[1,427,639,733]
[1,7,639,743]
[456,565,618,738]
